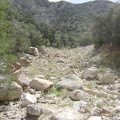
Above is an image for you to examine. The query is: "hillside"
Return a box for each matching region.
[12,0,113,32]
[2,0,113,52]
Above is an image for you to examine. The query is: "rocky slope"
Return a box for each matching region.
[0,45,120,120]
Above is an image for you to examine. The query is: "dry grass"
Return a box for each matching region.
[24,45,94,80]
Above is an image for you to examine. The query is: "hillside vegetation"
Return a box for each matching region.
[3,0,114,51]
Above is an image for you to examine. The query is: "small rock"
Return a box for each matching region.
[70,90,86,101]
[24,86,31,93]
[83,87,96,96]
[35,93,42,100]
[17,74,31,88]
[43,108,53,115]
[12,62,21,73]
[94,99,104,107]
[95,74,102,80]
[99,73,115,84]
[91,107,101,116]
[19,57,31,66]
[50,107,84,120]
[50,77,58,81]
[115,83,120,89]
[46,94,56,99]
[100,108,111,114]
[73,101,87,112]
[35,75,45,79]
[29,88,36,95]
[56,58,65,63]
[26,105,42,116]
[88,116,102,120]
[30,78,53,91]
[95,91,108,98]
[112,106,120,113]
[3,101,10,105]
[21,93,37,107]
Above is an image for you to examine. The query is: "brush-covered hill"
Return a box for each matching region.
[12,0,113,32]
[0,0,115,60]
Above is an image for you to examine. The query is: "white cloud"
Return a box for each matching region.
[48,0,70,2]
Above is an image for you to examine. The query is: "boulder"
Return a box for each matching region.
[56,74,83,90]
[83,67,99,79]
[30,78,53,91]
[43,108,54,115]
[21,93,37,107]
[0,82,23,101]
[70,90,86,101]
[26,105,42,116]
[12,62,21,73]
[112,106,120,113]
[30,47,39,56]
[17,74,32,88]
[115,83,120,89]
[73,101,87,112]
[95,91,108,98]
[20,57,31,66]
[99,73,115,84]
[50,107,84,120]
[88,116,102,120]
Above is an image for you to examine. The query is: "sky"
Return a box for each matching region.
[48,0,118,4]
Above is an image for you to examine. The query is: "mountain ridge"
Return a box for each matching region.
[12,0,114,32]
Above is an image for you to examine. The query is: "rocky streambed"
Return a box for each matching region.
[0,45,120,120]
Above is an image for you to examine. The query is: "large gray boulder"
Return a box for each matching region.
[30,78,53,91]
[99,73,115,84]
[21,93,37,107]
[0,82,23,101]
[17,74,32,88]
[56,74,83,90]
[83,67,99,79]
[50,107,84,120]
[26,105,43,116]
